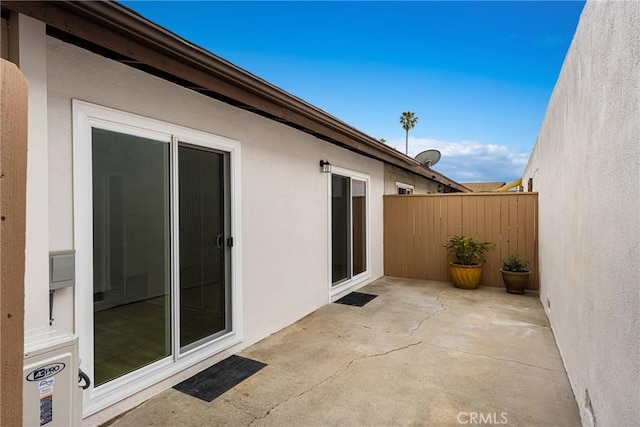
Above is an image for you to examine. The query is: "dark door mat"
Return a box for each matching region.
[173,355,267,402]
[334,291,378,307]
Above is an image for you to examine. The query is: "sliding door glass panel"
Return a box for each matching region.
[92,128,170,387]
[352,180,367,276]
[179,145,228,350]
[331,175,350,285]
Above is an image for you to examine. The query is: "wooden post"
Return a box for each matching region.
[1,58,28,427]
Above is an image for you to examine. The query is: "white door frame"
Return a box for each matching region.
[326,165,371,298]
[73,100,243,416]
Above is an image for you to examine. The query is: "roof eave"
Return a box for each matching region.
[2,0,469,192]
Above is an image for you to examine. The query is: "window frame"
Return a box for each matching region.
[396,182,415,195]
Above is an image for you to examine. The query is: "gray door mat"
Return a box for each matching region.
[173,355,267,402]
[334,291,378,307]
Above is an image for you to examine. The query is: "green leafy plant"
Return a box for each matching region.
[502,254,530,272]
[444,235,493,265]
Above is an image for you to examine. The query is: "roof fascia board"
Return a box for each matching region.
[2,0,468,192]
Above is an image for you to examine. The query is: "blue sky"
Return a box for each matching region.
[121,1,585,183]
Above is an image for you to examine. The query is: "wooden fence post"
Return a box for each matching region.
[1,58,28,426]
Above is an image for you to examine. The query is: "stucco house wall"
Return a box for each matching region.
[41,35,385,422]
[384,163,450,194]
[522,143,539,192]
[522,2,639,426]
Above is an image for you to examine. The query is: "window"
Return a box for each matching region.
[329,167,370,292]
[396,182,414,195]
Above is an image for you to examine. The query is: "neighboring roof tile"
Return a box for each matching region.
[461,182,507,192]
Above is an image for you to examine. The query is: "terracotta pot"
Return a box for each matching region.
[449,263,483,289]
[500,269,531,294]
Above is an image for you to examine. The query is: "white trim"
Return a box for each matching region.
[326,172,332,303]
[327,166,372,298]
[170,135,181,361]
[13,14,51,331]
[395,181,415,195]
[84,332,242,414]
[73,100,243,416]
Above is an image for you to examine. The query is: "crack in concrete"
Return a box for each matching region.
[406,291,447,336]
[221,398,258,425]
[248,341,422,425]
[422,341,560,372]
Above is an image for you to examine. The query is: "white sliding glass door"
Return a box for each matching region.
[329,167,370,295]
[178,144,231,351]
[92,128,172,386]
[74,101,242,415]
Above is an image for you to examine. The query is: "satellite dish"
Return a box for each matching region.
[415,149,441,168]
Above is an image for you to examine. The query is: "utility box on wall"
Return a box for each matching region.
[49,250,75,290]
[23,329,82,426]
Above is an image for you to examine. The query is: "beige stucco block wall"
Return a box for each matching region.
[523,2,639,426]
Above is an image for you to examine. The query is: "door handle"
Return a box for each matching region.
[216,234,224,249]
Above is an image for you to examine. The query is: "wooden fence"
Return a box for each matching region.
[1,59,28,426]
[384,193,538,290]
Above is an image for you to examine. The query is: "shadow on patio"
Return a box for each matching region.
[109,277,580,426]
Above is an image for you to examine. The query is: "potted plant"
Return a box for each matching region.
[500,254,531,294]
[444,235,492,289]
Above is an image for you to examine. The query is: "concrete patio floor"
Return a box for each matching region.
[108,277,581,426]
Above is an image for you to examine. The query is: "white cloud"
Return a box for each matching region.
[387,137,530,183]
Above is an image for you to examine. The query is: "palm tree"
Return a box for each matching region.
[399,111,418,155]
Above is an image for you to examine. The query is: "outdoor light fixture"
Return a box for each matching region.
[320,160,332,173]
